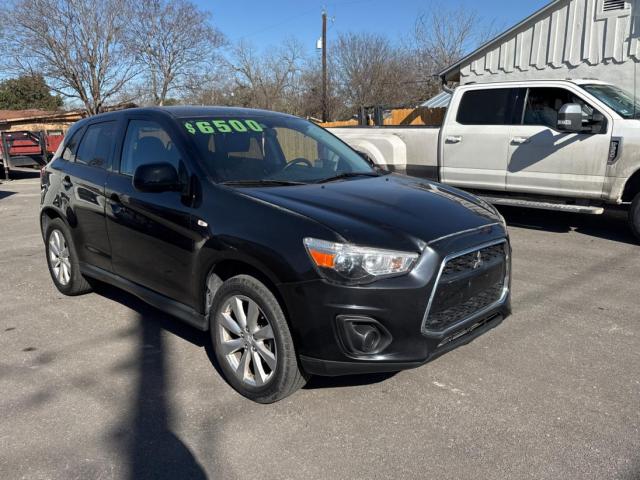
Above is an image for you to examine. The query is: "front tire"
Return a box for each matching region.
[629,193,640,242]
[45,218,92,296]
[209,274,308,403]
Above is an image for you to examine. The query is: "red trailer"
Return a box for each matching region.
[0,130,63,179]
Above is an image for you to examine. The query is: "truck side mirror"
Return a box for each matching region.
[588,112,606,134]
[557,103,583,133]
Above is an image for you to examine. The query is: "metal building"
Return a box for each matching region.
[440,0,639,95]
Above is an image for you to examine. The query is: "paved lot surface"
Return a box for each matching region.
[1,172,639,480]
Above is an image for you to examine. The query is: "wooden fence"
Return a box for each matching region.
[318,107,446,128]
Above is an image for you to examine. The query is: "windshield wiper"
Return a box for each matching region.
[314,172,382,184]
[220,179,307,187]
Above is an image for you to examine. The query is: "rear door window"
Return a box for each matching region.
[456,88,525,125]
[75,122,117,169]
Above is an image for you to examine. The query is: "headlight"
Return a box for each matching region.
[303,237,419,285]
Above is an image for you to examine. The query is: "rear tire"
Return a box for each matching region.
[45,218,92,296]
[629,194,640,242]
[209,274,308,403]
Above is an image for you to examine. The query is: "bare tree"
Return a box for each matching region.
[330,32,417,116]
[411,5,495,77]
[297,60,342,121]
[1,0,137,114]
[128,0,225,106]
[182,67,237,106]
[229,40,306,113]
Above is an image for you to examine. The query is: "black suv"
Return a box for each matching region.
[40,107,511,403]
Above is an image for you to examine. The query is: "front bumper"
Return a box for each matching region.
[299,311,508,376]
[279,223,512,376]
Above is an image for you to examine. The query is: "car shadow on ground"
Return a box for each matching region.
[498,206,638,246]
[304,372,397,389]
[0,190,16,200]
[3,167,41,180]
[95,283,208,479]
[94,282,206,348]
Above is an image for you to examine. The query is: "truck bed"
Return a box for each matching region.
[329,126,440,179]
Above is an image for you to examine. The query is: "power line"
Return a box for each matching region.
[237,6,319,41]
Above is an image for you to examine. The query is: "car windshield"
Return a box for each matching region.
[581,84,640,119]
[180,114,376,185]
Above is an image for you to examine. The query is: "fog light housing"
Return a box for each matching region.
[337,316,392,355]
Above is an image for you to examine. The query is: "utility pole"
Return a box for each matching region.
[321,9,328,122]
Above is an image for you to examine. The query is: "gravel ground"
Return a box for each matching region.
[1,172,639,480]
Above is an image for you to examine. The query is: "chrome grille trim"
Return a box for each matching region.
[421,238,510,336]
[426,222,502,246]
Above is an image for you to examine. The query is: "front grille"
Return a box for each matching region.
[442,243,506,277]
[423,241,508,333]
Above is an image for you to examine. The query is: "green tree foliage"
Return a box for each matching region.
[0,75,63,111]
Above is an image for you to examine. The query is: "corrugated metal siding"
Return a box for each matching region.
[459,0,637,81]
[421,91,452,108]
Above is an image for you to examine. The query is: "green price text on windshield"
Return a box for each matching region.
[184,119,264,135]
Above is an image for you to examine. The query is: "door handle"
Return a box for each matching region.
[62,175,73,189]
[109,193,125,215]
[445,135,463,144]
[511,137,530,145]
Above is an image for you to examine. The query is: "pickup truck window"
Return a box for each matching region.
[582,84,640,119]
[456,88,525,125]
[75,122,116,169]
[183,115,374,184]
[523,88,595,130]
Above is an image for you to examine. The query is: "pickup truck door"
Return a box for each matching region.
[441,87,525,191]
[506,87,610,199]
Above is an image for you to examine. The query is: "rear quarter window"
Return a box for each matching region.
[58,128,83,162]
[75,122,117,169]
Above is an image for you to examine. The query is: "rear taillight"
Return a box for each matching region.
[40,166,49,187]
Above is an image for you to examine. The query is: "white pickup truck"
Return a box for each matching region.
[329,79,640,240]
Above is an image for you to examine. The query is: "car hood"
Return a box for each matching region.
[240,174,503,252]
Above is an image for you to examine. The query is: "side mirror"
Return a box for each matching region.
[557,103,583,133]
[133,162,181,192]
[588,112,606,134]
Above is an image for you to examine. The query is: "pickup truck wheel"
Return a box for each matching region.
[629,194,640,242]
[209,274,308,403]
[45,218,92,295]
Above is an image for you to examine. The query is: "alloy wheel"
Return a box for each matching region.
[217,295,277,387]
[48,229,71,286]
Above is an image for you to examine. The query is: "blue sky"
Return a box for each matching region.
[200,0,550,55]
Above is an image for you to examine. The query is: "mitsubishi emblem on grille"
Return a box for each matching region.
[472,251,483,269]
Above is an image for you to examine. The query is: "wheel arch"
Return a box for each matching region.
[40,206,70,238]
[201,256,289,325]
[622,169,640,202]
